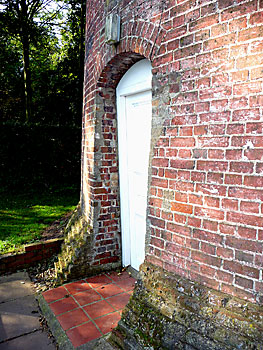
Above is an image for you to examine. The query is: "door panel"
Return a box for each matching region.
[122,91,152,271]
[117,59,152,271]
[127,91,151,271]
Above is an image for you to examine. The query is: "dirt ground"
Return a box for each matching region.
[40,211,72,241]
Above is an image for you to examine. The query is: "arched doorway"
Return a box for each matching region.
[116,59,152,271]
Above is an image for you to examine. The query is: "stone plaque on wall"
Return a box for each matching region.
[105,13,120,45]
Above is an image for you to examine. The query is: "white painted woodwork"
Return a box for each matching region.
[116,59,152,271]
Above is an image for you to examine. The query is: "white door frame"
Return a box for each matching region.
[116,59,152,268]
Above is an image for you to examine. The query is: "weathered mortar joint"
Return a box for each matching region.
[111,262,263,349]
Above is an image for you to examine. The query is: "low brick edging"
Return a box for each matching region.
[0,238,64,274]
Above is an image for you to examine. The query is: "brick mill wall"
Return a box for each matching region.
[146,0,263,304]
[82,0,263,304]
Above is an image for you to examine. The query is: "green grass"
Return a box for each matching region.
[0,186,79,255]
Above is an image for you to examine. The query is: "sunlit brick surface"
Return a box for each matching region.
[81,0,263,304]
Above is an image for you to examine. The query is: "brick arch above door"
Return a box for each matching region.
[81,46,174,271]
[84,17,167,90]
[81,52,149,274]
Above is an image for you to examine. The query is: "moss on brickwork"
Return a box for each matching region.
[55,204,121,284]
[110,262,263,349]
[54,204,94,284]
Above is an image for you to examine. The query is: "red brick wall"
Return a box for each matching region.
[83,0,263,303]
[0,239,63,274]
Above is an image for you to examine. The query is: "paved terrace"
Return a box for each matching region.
[0,270,135,349]
[0,271,55,350]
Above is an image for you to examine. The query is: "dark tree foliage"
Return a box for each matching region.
[0,0,51,122]
[40,0,86,126]
[0,0,86,126]
[0,23,24,122]
[55,0,86,126]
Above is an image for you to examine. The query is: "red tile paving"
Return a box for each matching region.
[83,300,115,319]
[116,277,136,291]
[107,293,131,310]
[49,296,78,315]
[64,280,91,295]
[42,271,136,348]
[96,283,124,298]
[86,274,112,288]
[57,308,89,330]
[66,322,101,347]
[74,289,102,306]
[43,286,69,303]
[94,312,122,335]
[106,270,131,282]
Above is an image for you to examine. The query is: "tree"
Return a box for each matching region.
[0,0,86,126]
[56,0,86,124]
[0,0,63,122]
[0,20,24,122]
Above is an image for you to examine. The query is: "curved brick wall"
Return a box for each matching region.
[82,0,263,304]
[80,0,263,347]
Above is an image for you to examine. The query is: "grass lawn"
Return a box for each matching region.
[0,186,79,255]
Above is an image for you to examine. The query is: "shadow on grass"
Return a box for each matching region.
[0,186,80,254]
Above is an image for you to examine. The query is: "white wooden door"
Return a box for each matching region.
[117,60,152,271]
